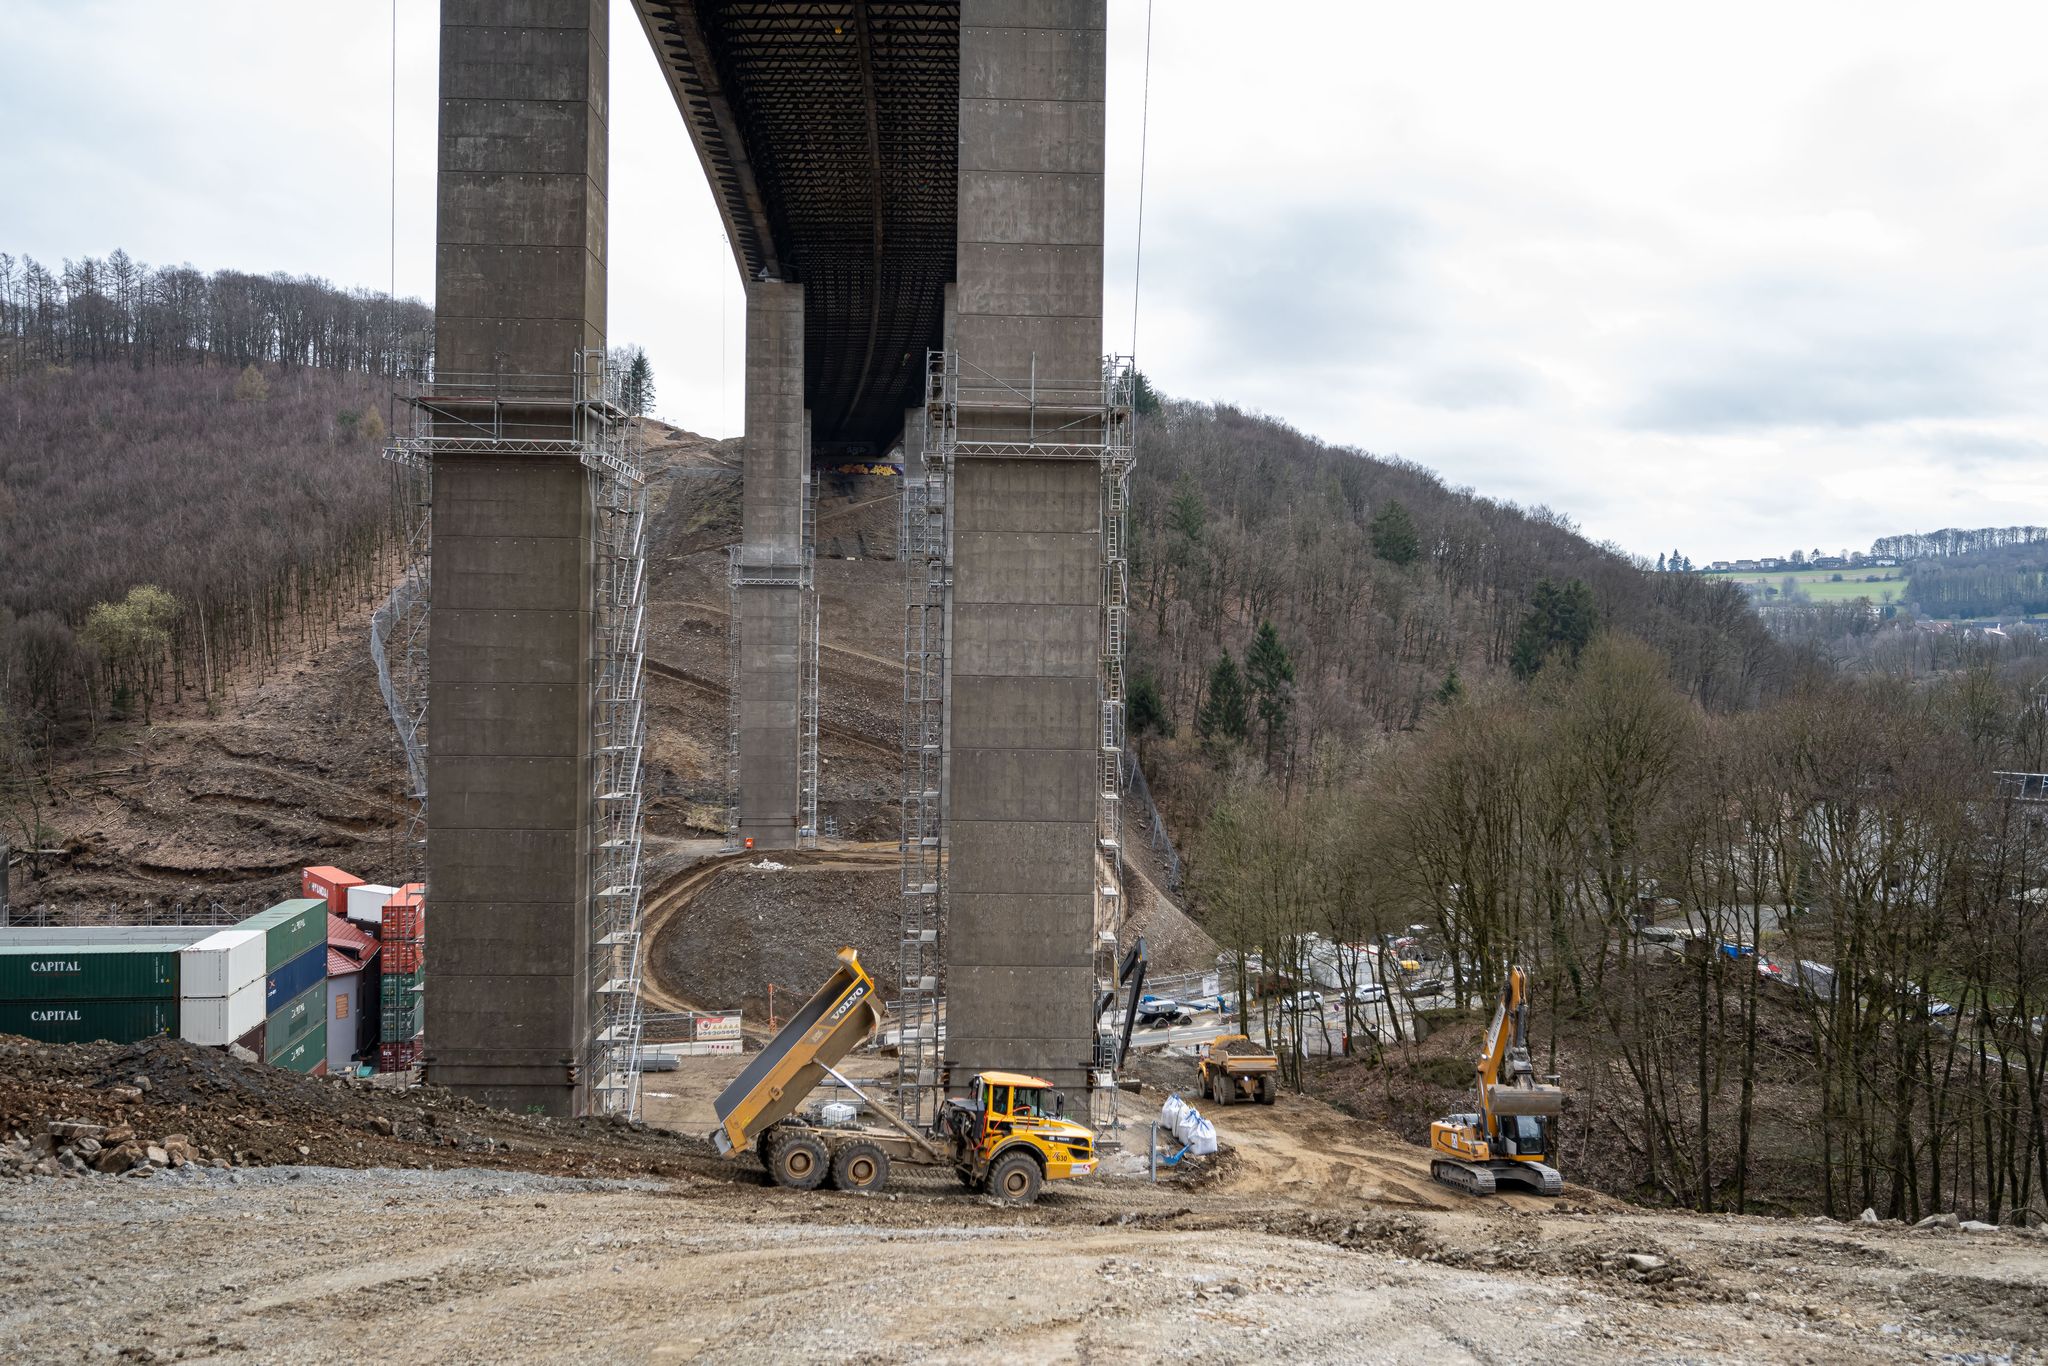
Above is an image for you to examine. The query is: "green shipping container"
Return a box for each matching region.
[270,1020,325,1074]
[0,944,183,1001]
[239,899,328,972]
[0,998,177,1044]
[265,980,326,1060]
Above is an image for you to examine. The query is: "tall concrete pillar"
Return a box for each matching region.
[735,281,807,850]
[945,0,1107,1096]
[427,0,608,1115]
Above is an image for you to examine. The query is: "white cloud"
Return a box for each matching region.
[5,1,2043,562]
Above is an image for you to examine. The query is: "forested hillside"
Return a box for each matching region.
[0,249,426,754]
[1127,398,1784,773]
[0,250,431,378]
[1907,540,2048,620]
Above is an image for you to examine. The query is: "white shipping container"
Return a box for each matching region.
[180,978,266,1046]
[345,883,399,927]
[179,929,266,997]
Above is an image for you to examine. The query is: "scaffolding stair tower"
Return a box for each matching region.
[895,349,954,1128]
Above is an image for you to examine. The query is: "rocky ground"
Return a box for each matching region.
[2,1035,2044,1363]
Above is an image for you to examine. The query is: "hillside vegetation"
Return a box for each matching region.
[0,249,428,757]
[1,364,400,744]
[1126,398,1786,807]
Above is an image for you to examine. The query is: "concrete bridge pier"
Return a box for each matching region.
[425,0,609,1116]
[734,280,808,850]
[943,0,1108,1098]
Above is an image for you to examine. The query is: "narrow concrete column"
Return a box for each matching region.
[427,0,608,1115]
[900,404,926,481]
[945,0,1107,1096]
[736,280,806,850]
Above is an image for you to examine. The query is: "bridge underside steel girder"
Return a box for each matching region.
[633,1,958,452]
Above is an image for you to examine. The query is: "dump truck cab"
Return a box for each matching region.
[943,1070,1098,1202]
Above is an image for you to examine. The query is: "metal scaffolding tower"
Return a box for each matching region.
[895,349,954,1128]
[1091,356,1138,1135]
[589,423,651,1121]
[799,471,822,849]
[723,546,744,849]
[372,437,432,879]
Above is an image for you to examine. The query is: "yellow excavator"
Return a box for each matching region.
[1428,966,1564,1196]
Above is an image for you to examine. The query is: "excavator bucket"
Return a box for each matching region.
[710,948,886,1155]
[1491,1086,1564,1117]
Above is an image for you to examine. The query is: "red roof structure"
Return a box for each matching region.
[326,913,380,976]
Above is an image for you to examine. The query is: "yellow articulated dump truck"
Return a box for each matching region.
[709,948,1100,1205]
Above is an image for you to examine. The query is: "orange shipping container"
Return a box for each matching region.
[302,866,363,915]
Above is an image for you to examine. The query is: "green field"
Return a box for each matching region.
[1705,567,1906,605]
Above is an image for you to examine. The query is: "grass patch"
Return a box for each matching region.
[1706,568,1905,604]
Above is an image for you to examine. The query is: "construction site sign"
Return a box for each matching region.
[696,1011,743,1041]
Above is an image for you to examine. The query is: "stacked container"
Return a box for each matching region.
[344,882,398,930]
[378,883,425,1071]
[243,898,328,1073]
[0,933,185,1043]
[177,929,265,1046]
[301,866,363,915]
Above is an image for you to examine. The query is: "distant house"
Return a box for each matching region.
[1758,557,1787,571]
[1810,555,1847,570]
[1733,559,1762,571]
[1710,560,1733,571]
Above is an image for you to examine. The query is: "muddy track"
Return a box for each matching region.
[637,844,901,1018]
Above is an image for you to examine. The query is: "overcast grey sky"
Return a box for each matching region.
[6,2,2043,561]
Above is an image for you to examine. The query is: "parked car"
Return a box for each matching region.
[1277,990,1326,1015]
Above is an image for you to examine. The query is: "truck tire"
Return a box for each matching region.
[830,1141,890,1194]
[1256,1076,1275,1106]
[1199,1072,1212,1101]
[769,1133,828,1190]
[988,1150,1043,1205]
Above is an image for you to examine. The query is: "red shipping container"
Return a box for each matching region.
[383,943,422,974]
[377,1039,421,1073]
[302,866,363,915]
[312,1060,328,1078]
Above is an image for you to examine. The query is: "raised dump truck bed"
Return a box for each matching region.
[711,947,883,1157]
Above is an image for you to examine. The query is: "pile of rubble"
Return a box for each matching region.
[3,1102,233,1180]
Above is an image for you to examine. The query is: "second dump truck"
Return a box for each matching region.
[1197,1033,1279,1105]
[709,948,1100,1204]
